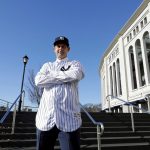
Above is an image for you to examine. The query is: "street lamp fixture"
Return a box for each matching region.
[18,55,29,112]
[23,55,29,64]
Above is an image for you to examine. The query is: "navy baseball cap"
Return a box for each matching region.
[53,36,69,47]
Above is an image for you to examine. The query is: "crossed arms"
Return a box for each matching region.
[35,61,84,88]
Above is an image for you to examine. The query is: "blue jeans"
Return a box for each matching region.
[36,125,80,150]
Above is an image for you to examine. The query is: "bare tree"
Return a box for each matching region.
[83,103,102,112]
[27,69,43,105]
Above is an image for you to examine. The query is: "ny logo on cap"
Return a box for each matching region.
[59,36,64,40]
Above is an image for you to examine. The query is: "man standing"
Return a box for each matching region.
[35,36,84,150]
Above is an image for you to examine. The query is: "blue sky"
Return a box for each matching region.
[0,0,143,107]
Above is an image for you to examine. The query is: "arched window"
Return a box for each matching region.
[109,66,113,96]
[129,46,137,89]
[135,39,146,86]
[136,26,139,33]
[144,17,147,24]
[143,31,150,83]
[130,33,132,40]
[113,63,117,96]
[116,59,122,95]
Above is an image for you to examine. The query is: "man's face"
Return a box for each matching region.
[54,43,70,60]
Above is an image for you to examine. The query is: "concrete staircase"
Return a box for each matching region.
[0,111,150,150]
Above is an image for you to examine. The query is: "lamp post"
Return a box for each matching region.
[18,55,29,112]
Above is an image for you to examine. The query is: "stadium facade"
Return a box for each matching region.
[100,0,150,113]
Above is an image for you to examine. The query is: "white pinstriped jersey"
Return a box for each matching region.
[35,58,84,132]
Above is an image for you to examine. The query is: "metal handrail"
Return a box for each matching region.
[80,103,104,150]
[106,95,150,132]
[0,90,25,124]
[0,99,12,110]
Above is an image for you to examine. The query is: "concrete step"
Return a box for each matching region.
[2,124,149,134]
[1,143,150,150]
[1,135,150,147]
[101,142,150,150]
[0,133,36,140]
[1,112,150,149]
[1,130,150,140]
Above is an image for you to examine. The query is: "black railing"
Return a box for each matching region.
[106,95,150,132]
[80,103,104,150]
[0,90,25,124]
